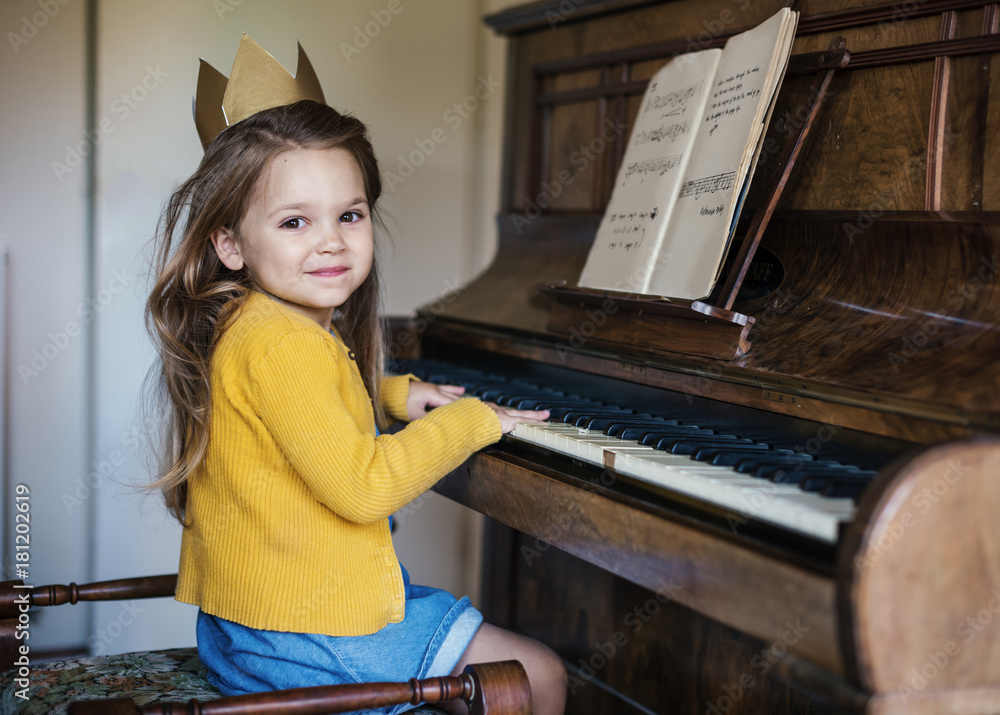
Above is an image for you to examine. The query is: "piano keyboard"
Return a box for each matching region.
[406,360,878,544]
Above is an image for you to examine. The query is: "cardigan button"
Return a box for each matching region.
[348,350,356,360]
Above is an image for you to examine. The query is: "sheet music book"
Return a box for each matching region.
[577,8,798,299]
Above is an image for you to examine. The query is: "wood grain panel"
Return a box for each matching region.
[790,14,942,54]
[985,50,1000,209]
[484,522,854,714]
[942,54,992,209]
[776,62,934,210]
[547,102,602,210]
[435,452,844,675]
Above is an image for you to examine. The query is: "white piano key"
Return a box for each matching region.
[508,423,855,543]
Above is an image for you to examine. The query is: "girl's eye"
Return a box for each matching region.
[340,210,364,224]
[280,217,304,230]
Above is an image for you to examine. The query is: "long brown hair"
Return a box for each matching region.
[146,100,385,523]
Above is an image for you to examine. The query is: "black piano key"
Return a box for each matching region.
[613,423,699,439]
[560,408,636,423]
[503,397,586,409]
[695,445,785,463]
[658,438,757,455]
[548,405,614,421]
[744,459,843,477]
[821,478,876,500]
[765,445,882,470]
[800,472,875,492]
[769,466,866,485]
[576,415,656,429]
[642,432,735,447]
[580,416,666,431]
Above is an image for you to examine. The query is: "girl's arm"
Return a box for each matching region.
[251,331,502,524]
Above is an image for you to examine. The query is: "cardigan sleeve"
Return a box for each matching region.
[249,330,501,524]
[379,373,417,422]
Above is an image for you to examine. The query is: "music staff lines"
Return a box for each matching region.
[644,80,703,113]
[678,171,736,199]
[634,120,691,145]
[623,155,683,182]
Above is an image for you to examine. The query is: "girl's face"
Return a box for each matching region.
[211,147,374,327]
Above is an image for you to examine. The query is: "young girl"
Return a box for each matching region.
[146,98,566,714]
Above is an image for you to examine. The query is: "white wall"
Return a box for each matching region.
[1,0,519,654]
[0,0,92,652]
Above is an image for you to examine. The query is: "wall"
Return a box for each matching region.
[0,0,519,655]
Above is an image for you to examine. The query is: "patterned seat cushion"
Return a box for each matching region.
[0,648,447,714]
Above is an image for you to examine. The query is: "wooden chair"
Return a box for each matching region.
[0,575,531,714]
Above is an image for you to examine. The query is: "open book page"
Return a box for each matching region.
[577,49,722,293]
[646,8,797,300]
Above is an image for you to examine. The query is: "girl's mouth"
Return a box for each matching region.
[308,267,349,277]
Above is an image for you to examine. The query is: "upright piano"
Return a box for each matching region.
[394,1,1000,712]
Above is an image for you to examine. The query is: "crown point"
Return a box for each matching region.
[193,35,327,151]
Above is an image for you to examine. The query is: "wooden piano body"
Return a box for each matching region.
[400,1,1000,712]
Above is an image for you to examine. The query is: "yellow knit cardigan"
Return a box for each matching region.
[176,292,501,636]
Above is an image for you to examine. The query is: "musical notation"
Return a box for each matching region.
[607,207,659,224]
[605,225,647,252]
[644,80,703,113]
[604,207,659,251]
[634,120,691,145]
[678,171,736,199]
[622,155,682,183]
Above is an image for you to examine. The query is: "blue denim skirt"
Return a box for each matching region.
[196,562,483,715]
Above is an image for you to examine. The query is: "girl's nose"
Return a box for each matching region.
[320,225,347,252]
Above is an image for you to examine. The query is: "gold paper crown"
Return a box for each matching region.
[194,34,325,150]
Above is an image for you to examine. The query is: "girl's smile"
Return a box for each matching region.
[211,146,374,327]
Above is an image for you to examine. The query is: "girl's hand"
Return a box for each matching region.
[486,403,550,435]
[406,382,467,420]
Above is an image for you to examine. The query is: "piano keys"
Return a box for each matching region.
[404,358,872,543]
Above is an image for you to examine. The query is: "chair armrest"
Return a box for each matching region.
[0,575,177,672]
[67,660,532,714]
[0,575,177,617]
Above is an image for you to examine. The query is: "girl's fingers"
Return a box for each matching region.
[485,403,550,434]
[507,408,549,419]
